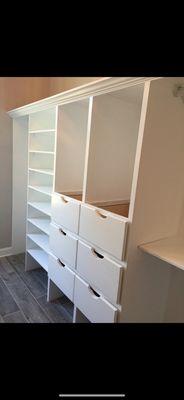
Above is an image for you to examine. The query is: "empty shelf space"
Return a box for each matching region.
[27,218,50,235]
[28,202,51,216]
[139,236,184,271]
[29,168,54,175]
[27,249,48,271]
[29,129,56,133]
[28,185,53,196]
[27,233,50,253]
[91,201,130,218]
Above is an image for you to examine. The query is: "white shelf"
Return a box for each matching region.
[28,185,53,196]
[29,129,56,133]
[27,249,48,271]
[139,235,184,271]
[27,218,50,235]
[28,201,51,216]
[29,168,54,175]
[29,150,54,154]
[27,233,50,253]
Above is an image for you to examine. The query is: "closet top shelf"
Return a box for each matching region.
[139,236,184,271]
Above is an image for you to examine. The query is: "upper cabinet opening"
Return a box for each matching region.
[54,98,90,200]
[84,84,144,218]
[29,108,56,131]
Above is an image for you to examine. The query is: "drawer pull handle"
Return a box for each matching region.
[88,285,100,298]
[91,248,104,259]
[60,196,68,204]
[95,210,107,219]
[59,228,66,236]
[57,258,65,268]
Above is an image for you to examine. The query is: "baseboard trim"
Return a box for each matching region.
[0,247,13,257]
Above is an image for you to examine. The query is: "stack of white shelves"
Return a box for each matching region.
[26,109,57,272]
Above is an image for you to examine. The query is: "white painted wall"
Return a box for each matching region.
[0,110,12,248]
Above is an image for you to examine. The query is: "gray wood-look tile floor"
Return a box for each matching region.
[0,253,73,323]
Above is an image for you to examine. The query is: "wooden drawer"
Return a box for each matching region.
[77,240,124,304]
[50,222,77,269]
[51,193,80,234]
[48,253,75,301]
[79,203,128,260]
[74,275,117,323]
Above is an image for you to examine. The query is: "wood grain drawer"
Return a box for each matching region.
[50,222,77,268]
[48,253,75,301]
[77,240,124,304]
[74,275,117,323]
[79,203,128,260]
[51,193,80,234]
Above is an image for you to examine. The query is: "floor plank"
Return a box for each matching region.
[0,278,19,316]
[6,279,51,323]
[0,257,20,284]
[37,295,72,323]
[8,255,46,298]
[3,310,27,323]
[0,314,4,323]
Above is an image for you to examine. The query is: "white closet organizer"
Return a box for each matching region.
[26,108,57,273]
[9,77,184,323]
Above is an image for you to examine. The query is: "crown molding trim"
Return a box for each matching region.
[7,77,161,118]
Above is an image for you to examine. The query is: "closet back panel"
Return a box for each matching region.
[55,99,89,194]
[28,170,53,187]
[29,108,56,131]
[29,132,55,152]
[85,86,144,204]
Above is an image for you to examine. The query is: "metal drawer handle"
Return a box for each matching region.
[59,228,66,236]
[95,209,107,219]
[91,248,104,259]
[88,285,100,298]
[60,196,68,204]
[57,258,65,268]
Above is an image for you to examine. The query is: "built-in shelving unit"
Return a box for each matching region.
[25,108,57,272]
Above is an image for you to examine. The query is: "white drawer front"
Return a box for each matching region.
[50,223,77,268]
[77,240,124,304]
[74,275,117,323]
[79,204,128,260]
[48,253,75,301]
[51,193,80,234]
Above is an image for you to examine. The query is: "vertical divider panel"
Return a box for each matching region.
[82,96,94,203]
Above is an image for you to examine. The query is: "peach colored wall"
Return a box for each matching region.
[0,77,101,111]
[48,77,101,96]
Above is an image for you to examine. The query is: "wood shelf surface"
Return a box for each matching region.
[29,129,56,133]
[27,218,50,235]
[139,236,184,270]
[27,249,48,271]
[29,168,54,175]
[27,233,50,253]
[28,201,51,216]
[28,185,53,196]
